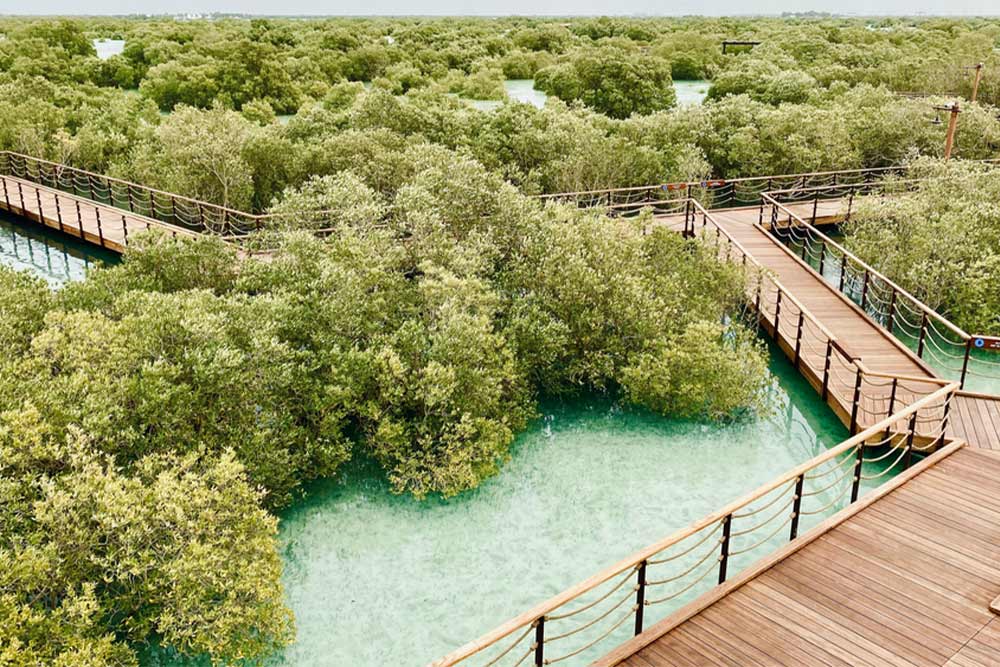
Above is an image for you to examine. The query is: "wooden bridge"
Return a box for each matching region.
[433,165,1000,667]
[3,152,1000,666]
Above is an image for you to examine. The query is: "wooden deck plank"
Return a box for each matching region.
[604,448,1000,667]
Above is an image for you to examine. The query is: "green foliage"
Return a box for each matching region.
[843,159,1000,333]
[536,48,676,119]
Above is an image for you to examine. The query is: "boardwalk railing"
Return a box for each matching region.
[538,166,910,216]
[430,382,958,667]
[691,200,954,438]
[759,190,1000,393]
[0,152,266,240]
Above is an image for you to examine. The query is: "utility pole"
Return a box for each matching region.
[934,102,961,160]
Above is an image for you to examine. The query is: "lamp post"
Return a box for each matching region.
[932,102,961,160]
[963,63,984,103]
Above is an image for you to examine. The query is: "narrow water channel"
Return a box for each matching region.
[0,211,117,285]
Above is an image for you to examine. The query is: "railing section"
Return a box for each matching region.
[431,381,957,667]
[760,187,1000,394]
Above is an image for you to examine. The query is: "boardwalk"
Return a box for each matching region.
[674,203,1000,451]
[0,174,200,252]
[600,445,1000,667]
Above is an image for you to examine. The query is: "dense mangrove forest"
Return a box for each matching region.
[1,13,999,667]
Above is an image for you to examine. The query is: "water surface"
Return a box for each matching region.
[93,38,125,60]
[674,79,710,106]
[269,344,854,667]
[0,212,116,285]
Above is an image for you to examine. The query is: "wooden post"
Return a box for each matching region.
[34,189,43,221]
[634,561,647,636]
[95,206,105,247]
[860,270,870,310]
[2,178,8,208]
[838,253,848,292]
[818,242,826,277]
[812,193,819,224]
[534,618,544,667]
[789,474,804,540]
[917,312,929,358]
[17,181,25,212]
[75,201,83,239]
[718,514,732,584]
[884,378,899,442]
[971,63,984,104]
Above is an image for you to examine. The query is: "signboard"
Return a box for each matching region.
[662,183,688,191]
[972,336,1000,352]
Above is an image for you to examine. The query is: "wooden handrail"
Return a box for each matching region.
[430,381,958,667]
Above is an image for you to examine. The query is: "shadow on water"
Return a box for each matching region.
[0,211,119,285]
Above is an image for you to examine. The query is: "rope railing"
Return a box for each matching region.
[429,382,958,667]
[538,165,913,217]
[759,190,1000,392]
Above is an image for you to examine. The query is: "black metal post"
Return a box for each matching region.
[773,291,783,340]
[860,271,870,310]
[821,340,833,400]
[960,338,972,389]
[850,441,864,503]
[794,312,805,367]
[903,412,918,470]
[849,370,863,435]
[718,514,732,584]
[789,474,804,540]
[534,617,544,667]
[917,312,929,358]
[634,561,647,636]
[887,288,898,333]
[838,253,847,291]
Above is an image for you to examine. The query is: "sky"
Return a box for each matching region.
[1,0,997,17]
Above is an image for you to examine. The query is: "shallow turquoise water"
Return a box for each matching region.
[674,79,710,106]
[0,211,117,285]
[267,342,857,667]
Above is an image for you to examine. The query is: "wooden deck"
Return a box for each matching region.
[601,445,1000,667]
[0,175,199,252]
[662,204,1000,451]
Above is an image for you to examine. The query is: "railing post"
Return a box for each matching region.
[88,175,95,201]
[789,474,804,540]
[821,340,833,400]
[903,412,918,470]
[860,270,870,310]
[773,290,783,340]
[127,184,135,212]
[849,370,863,435]
[34,189,43,221]
[122,214,128,246]
[838,253,847,292]
[95,206,105,247]
[684,198,692,237]
[960,338,972,389]
[886,288,898,333]
[884,377,898,441]
[718,514,732,584]
[850,440,864,503]
[533,617,544,667]
[917,312,929,359]
[847,189,855,222]
[1,177,8,208]
[634,561,647,636]
[818,242,826,277]
[54,194,63,232]
[793,312,805,367]
[812,193,819,224]
[17,181,25,211]
[75,201,83,239]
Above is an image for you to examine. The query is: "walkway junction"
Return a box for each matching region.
[2,150,1000,666]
